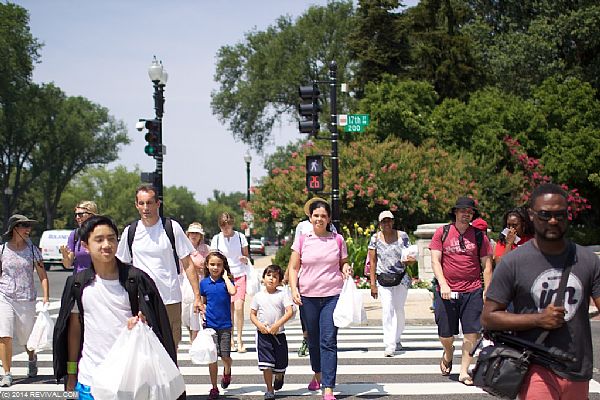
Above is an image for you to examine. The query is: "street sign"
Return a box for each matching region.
[344,114,370,132]
[338,114,347,126]
[243,211,254,222]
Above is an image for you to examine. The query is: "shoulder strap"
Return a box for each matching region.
[536,241,576,344]
[474,227,484,271]
[298,234,305,257]
[162,217,180,274]
[441,224,451,244]
[335,233,343,259]
[127,220,139,259]
[0,243,5,276]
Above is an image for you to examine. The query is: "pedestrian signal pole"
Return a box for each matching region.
[329,61,339,232]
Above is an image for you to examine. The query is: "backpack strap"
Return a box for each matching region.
[441,224,451,244]
[128,218,180,274]
[474,227,484,265]
[127,220,139,260]
[0,243,5,276]
[162,217,180,274]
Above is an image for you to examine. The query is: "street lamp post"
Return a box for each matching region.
[244,151,253,261]
[147,56,168,217]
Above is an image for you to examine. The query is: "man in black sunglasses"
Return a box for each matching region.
[482,183,600,399]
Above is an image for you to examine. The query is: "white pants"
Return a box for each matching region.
[377,282,408,353]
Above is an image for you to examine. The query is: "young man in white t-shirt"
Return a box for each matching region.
[53,215,178,399]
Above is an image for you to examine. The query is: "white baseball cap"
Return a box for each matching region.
[378,210,394,222]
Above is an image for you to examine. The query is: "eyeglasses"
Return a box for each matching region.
[16,222,32,228]
[531,209,569,222]
[75,212,90,218]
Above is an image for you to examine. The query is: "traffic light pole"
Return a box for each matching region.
[329,61,340,232]
[152,79,165,217]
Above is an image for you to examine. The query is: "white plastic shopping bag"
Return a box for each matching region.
[245,261,261,296]
[333,277,365,328]
[401,244,419,262]
[91,323,185,400]
[26,301,54,352]
[189,328,217,365]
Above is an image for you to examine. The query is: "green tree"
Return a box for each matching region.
[0,3,42,223]
[31,85,129,229]
[211,1,355,151]
[347,0,411,91]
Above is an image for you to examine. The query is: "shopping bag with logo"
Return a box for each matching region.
[26,301,54,353]
[189,328,217,365]
[91,323,185,400]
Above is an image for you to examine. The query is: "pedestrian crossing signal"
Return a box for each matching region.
[306,155,324,192]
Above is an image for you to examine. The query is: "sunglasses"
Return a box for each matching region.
[16,222,32,228]
[531,209,569,222]
[75,212,90,218]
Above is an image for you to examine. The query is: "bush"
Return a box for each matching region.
[341,223,376,277]
[272,241,292,270]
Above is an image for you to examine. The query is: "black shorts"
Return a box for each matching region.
[434,287,483,337]
[257,332,288,373]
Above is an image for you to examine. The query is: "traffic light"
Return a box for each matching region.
[306,155,324,192]
[143,119,161,157]
[298,84,321,136]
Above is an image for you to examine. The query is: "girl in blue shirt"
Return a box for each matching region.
[200,251,236,400]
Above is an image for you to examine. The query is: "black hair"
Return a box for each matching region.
[529,183,568,208]
[262,264,283,280]
[498,207,533,244]
[79,215,119,243]
[203,250,232,279]
[308,200,332,232]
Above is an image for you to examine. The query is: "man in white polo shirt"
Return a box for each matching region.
[117,184,201,349]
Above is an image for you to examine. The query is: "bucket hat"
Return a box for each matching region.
[3,214,37,238]
[186,222,205,235]
[448,197,480,219]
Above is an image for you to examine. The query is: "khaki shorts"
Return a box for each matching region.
[0,295,36,346]
[165,302,182,349]
[181,301,201,332]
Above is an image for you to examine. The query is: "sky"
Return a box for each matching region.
[14,0,418,202]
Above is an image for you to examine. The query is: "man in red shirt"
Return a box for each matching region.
[429,197,493,385]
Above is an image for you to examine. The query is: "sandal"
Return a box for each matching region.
[459,375,474,386]
[440,346,455,376]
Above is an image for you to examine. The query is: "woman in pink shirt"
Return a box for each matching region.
[288,200,352,400]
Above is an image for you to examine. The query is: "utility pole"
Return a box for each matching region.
[329,61,340,232]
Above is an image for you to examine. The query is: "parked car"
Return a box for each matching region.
[249,239,266,256]
[39,229,72,271]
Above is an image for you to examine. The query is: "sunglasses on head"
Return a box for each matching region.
[531,209,569,222]
[16,222,32,228]
[74,212,90,218]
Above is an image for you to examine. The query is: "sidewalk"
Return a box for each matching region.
[248,256,436,326]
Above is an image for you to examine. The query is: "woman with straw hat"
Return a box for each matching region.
[182,222,209,341]
[0,214,49,387]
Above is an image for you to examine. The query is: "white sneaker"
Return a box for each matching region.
[0,372,13,387]
[384,350,395,357]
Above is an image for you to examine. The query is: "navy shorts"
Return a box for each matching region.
[257,332,288,373]
[434,287,483,337]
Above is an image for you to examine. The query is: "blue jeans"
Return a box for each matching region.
[75,382,95,400]
[300,295,339,388]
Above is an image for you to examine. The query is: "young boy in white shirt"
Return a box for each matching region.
[250,265,294,400]
[53,215,177,399]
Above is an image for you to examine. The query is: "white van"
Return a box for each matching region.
[39,229,72,271]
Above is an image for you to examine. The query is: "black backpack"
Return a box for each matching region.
[126,217,180,274]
